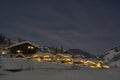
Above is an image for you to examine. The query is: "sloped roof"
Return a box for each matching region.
[56,53,72,57]
[38,52,54,56]
[5,41,40,49]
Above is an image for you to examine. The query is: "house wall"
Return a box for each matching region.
[8,43,38,56]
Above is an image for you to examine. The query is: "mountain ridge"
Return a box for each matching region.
[64,49,95,59]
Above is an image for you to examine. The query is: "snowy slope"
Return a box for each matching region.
[110,60,120,67]
[0,57,120,80]
[103,47,120,67]
[0,58,73,71]
[104,50,120,63]
[0,68,120,80]
[65,49,94,58]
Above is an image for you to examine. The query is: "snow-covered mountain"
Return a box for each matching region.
[102,46,120,67]
[64,49,95,59]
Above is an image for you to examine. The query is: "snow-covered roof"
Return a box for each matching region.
[73,58,83,61]
[5,41,40,49]
[56,53,72,57]
[34,52,54,56]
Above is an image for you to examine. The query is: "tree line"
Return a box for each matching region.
[0,34,12,46]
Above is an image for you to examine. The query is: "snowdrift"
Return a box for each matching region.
[0,58,74,71]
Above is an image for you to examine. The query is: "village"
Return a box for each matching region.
[0,40,110,70]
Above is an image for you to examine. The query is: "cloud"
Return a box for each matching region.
[0,0,120,54]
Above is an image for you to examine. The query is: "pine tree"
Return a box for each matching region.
[60,45,64,53]
[17,37,25,42]
[0,34,6,44]
[7,38,12,46]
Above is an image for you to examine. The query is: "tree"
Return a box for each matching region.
[60,45,64,53]
[54,46,58,55]
[7,38,12,46]
[17,37,25,42]
[0,34,5,44]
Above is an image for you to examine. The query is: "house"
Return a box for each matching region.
[89,61,110,69]
[41,53,54,61]
[31,53,43,62]
[54,53,73,64]
[54,53,72,60]
[73,58,85,65]
[5,41,39,57]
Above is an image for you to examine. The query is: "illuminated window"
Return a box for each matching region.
[17,50,22,53]
[2,52,5,55]
[31,46,34,49]
[28,46,34,49]
[28,46,31,49]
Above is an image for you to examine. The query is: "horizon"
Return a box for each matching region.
[0,33,118,55]
[0,0,120,54]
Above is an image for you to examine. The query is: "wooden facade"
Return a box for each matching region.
[5,41,39,57]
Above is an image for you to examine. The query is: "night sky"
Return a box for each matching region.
[0,0,120,54]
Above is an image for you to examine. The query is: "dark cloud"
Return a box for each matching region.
[0,0,120,54]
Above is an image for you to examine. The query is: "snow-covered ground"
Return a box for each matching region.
[0,68,120,80]
[0,58,120,80]
[0,58,73,70]
[110,60,120,67]
[103,48,120,67]
[104,49,120,63]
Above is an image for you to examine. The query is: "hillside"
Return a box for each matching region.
[100,46,120,67]
[64,49,95,59]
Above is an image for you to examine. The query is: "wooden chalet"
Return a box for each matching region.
[5,41,39,57]
[54,53,73,64]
